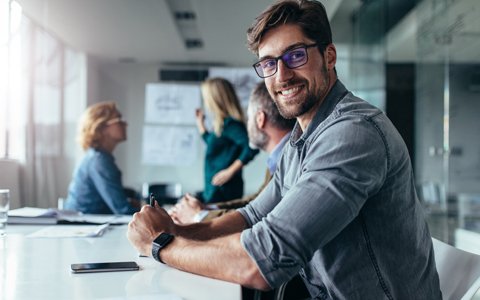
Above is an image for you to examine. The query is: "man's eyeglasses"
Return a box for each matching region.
[253,43,318,78]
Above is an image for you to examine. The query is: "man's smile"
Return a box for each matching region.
[276,83,305,98]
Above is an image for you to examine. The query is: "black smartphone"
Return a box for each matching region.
[71,261,140,273]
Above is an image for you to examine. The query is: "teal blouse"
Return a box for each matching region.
[201,117,259,203]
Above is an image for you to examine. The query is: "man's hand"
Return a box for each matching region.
[170,193,205,224]
[127,203,176,256]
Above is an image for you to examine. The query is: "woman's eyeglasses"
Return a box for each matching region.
[105,117,126,126]
[253,43,318,78]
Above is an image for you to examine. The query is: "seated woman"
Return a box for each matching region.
[64,102,140,214]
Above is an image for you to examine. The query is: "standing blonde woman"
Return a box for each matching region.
[65,102,141,214]
[196,77,259,203]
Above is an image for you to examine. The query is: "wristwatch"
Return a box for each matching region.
[151,232,174,264]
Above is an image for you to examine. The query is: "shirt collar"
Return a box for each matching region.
[267,131,291,174]
[289,79,348,147]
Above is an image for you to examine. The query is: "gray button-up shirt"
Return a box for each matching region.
[238,80,441,299]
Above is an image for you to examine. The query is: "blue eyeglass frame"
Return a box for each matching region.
[252,43,319,78]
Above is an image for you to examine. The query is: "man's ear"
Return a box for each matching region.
[256,111,266,129]
[325,44,337,71]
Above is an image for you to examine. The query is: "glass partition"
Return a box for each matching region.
[350,0,386,111]
[415,0,480,244]
[350,0,480,245]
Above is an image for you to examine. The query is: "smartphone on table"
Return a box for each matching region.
[71,261,140,273]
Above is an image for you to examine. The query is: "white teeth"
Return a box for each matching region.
[280,87,300,95]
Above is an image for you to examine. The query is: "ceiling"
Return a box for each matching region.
[14,0,480,66]
[15,0,356,66]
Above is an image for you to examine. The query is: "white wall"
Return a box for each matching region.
[94,62,267,196]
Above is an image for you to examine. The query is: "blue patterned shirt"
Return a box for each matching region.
[65,148,138,215]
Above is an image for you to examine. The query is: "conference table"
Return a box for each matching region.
[0,224,241,300]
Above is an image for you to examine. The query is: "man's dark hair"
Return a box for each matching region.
[247,0,332,55]
[250,82,296,131]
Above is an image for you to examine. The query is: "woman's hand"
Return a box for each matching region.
[212,168,235,186]
[212,160,244,186]
[195,108,206,134]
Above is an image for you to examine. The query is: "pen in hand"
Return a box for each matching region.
[149,193,156,207]
[138,193,157,258]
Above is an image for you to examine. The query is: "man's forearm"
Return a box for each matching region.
[175,211,247,240]
[127,207,268,288]
[162,211,269,289]
[161,232,270,290]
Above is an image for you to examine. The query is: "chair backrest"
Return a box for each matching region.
[142,182,182,205]
[272,274,309,300]
[432,237,480,300]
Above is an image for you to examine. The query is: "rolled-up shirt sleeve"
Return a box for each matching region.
[238,115,388,287]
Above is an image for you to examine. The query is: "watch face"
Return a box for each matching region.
[154,233,173,247]
[152,233,174,263]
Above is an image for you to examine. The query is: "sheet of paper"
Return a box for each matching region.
[101,295,183,300]
[141,126,197,166]
[27,224,110,238]
[145,83,201,125]
[8,207,57,217]
[59,214,132,225]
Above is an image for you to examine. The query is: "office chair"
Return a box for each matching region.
[142,182,182,205]
[272,275,309,300]
[250,274,309,300]
[124,187,141,200]
[432,237,480,299]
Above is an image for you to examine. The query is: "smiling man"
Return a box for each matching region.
[127,1,442,299]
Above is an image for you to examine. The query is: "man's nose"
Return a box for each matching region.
[275,59,294,82]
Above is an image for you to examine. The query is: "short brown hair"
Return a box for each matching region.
[78,101,119,150]
[247,0,332,55]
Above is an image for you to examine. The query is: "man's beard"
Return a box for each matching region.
[248,120,269,150]
[273,66,329,119]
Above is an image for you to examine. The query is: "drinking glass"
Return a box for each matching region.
[0,189,10,236]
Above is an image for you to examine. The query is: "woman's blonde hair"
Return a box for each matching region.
[201,77,245,136]
[78,101,119,150]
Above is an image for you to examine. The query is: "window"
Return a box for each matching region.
[0,1,85,161]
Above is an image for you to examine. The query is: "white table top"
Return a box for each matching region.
[0,225,241,300]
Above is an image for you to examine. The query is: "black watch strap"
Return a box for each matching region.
[152,232,174,264]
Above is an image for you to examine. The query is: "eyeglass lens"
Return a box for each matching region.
[106,117,124,126]
[255,46,308,78]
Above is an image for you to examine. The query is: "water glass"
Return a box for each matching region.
[0,189,10,236]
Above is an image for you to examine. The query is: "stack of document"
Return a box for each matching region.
[8,207,69,224]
